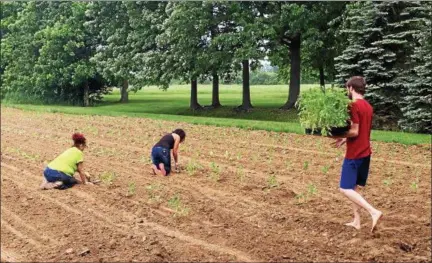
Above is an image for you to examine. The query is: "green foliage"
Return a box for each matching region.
[307,183,317,195]
[186,160,202,176]
[321,165,330,175]
[146,183,163,204]
[334,2,431,132]
[296,88,350,135]
[99,171,117,185]
[236,166,246,182]
[209,161,221,182]
[167,194,189,217]
[303,161,309,170]
[267,175,279,189]
[398,3,432,133]
[1,2,110,105]
[127,182,136,196]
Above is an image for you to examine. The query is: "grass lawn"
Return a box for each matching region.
[3,84,430,145]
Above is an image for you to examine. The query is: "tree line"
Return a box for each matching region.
[1,1,430,133]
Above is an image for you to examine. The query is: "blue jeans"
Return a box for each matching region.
[151,147,171,175]
[44,167,77,189]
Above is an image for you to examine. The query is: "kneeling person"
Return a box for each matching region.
[40,133,91,190]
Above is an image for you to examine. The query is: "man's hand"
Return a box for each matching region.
[174,163,180,173]
[332,138,346,148]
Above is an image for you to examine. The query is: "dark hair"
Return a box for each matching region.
[172,129,186,142]
[72,133,86,147]
[346,76,367,95]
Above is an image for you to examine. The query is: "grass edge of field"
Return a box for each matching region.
[2,103,430,146]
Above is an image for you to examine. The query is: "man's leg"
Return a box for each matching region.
[344,186,361,230]
[340,188,382,232]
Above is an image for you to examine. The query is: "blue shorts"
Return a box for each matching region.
[340,156,371,190]
[44,167,77,190]
[151,147,171,175]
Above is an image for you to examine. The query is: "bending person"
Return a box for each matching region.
[151,129,186,176]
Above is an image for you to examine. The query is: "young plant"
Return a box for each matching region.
[321,165,330,174]
[303,161,309,170]
[236,166,246,182]
[296,88,350,136]
[295,192,306,204]
[224,150,230,160]
[99,171,117,185]
[167,194,189,217]
[186,160,202,176]
[267,155,273,165]
[127,182,136,197]
[307,183,318,195]
[146,183,163,204]
[383,178,392,187]
[267,175,279,189]
[410,175,420,191]
[209,162,221,182]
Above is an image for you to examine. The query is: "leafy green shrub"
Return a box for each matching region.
[296,87,350,135]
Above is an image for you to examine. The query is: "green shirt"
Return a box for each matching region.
[48,147,84,176]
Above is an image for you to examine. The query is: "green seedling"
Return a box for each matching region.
[145,183,163,203]
[167,194,189,217]
[127,182,136,196]
[303,161,309,170]
[321,165,330,174]
[307,183,317,195]
[267,174,279,189]
[236,166,246,182]
[209,162,221,182]
[99,171,117,185]
[186,160,202,176]
[295,193,306,204]
[383,178,392,187]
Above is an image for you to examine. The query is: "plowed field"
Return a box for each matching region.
[1,107,430,262]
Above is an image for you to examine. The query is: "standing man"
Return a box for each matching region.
[333,76,382,232]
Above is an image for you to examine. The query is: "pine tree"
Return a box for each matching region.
[398,3,432,133]
[335,1,431,131]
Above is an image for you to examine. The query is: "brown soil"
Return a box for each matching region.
[1,107,431,262]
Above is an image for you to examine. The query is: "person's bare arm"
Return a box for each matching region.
[77,162,89,184]
[172,135,181,170]
[331,123,359,139]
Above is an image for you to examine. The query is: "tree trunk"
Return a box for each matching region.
[83,80,89,107]
[237,59,253,110]
[211,72,221,108]
[281,34,301,110]
[190,78,202,110]
[120,79,129,103]
[319,66,325,88]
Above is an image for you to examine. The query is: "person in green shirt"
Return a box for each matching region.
[40,133,92,190]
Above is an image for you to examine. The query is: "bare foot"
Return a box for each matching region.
[151,168,156,175]
[371,211,383,232]
[40,182,57,190]
[344,221,361,230]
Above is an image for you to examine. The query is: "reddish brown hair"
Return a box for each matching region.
[72,133,86,147]
[346,76,367,95]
